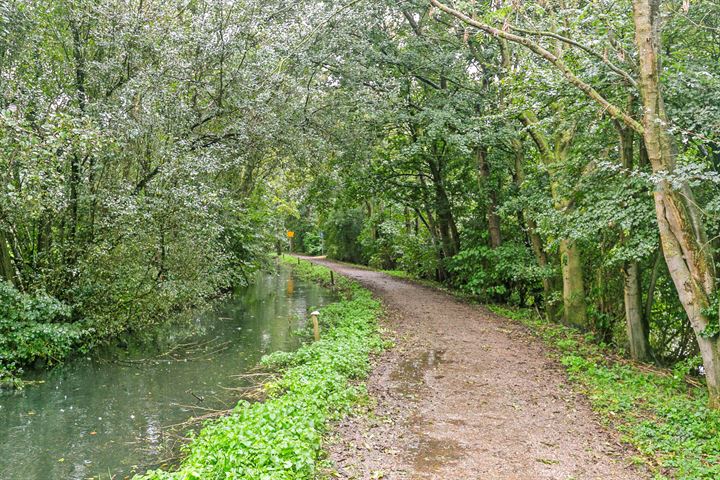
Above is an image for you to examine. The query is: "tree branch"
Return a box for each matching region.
[508,25,638,89]
[428,0,644,134]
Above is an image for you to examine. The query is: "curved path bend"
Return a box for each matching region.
[299,256,648,480]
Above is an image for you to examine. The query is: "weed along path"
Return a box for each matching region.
[297,256,649,480]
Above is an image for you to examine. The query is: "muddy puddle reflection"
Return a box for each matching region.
[389,349,446,396]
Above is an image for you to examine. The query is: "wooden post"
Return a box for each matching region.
[311,310,320,341]
[330,270,334,285]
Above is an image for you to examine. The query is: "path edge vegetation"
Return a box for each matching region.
[380,267,720,479]
[492,305,720,480]
[134,256,385,480]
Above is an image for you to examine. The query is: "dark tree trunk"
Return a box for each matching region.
[476,146,501,248]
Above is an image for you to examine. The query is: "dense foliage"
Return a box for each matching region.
[136,257,384,480]
[0,280,85,383]
[280,0,720,406]
[0,0,329,377]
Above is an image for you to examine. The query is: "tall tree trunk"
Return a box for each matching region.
[521,111,587,328]
[428,157,460,259]
[417,174,449,281]
[553,122,587,328]
[511,138,559,320]
[67,23,86,268]
[476,146,501,248]
[634,0,720,407]
[616,122,652,360]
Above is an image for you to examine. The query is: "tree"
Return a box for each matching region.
[429,0,720,407]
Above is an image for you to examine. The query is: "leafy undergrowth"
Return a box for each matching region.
[490,305,720,480]
[135,256,384,480]
[0,281,89,387]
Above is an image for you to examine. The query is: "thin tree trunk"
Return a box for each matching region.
[428,157,459,258]
[67,23,86,269]
[623,260,650,360]
[616,121,652,360]
[511,138,559,320]
[476,146,501,248]
[645,247,663,323]
[0,233,15,284]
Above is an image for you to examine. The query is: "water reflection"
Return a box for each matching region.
[0,266,334,480]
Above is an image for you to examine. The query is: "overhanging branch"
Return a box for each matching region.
[428,0,644,135]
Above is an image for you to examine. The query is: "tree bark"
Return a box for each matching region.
[511,138,559,320]
[0,233,15,284]
[428,157,460,259]
[616,121,652,361]
[560,239,587,328]
[645,247,663,323]
[623,260,650,360]
[67,22,86,268]
[634,0,719,407]
[520,111,587,328]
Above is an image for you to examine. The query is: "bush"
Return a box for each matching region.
[0,281,87,378]
[302,231,324,255]
[446,241,549,305]
[323,208,365,263]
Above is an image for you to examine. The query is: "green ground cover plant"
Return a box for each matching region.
[0,281,89,385]
[136,257,384,480]
[490,305,720,480]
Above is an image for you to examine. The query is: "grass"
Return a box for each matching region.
[135,255,384,480]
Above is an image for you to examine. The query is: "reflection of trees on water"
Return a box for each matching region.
[0,267,335,480]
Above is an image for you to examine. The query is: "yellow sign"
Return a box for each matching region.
[287,231,295,238]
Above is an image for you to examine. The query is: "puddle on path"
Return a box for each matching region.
[389,349,445,396]
[390,350,467,474]
[409,415,465,474]
[410,431,465,473]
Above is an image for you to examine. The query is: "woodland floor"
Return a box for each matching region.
[299,256,650,480]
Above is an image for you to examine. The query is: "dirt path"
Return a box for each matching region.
[300,257,648,480]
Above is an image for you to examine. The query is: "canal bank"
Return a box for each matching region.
[135,256,384,480]
[0,265,335,480]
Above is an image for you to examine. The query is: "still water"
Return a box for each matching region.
[0,266,334,480]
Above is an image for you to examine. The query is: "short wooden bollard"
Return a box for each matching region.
[330,270,334,285]
[311,310,320,341]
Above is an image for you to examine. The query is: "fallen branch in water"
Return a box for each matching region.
[105,337,232,366]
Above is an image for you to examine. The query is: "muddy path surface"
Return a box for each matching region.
[299,256,649,480]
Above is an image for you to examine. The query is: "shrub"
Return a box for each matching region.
[0,281,87,379]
